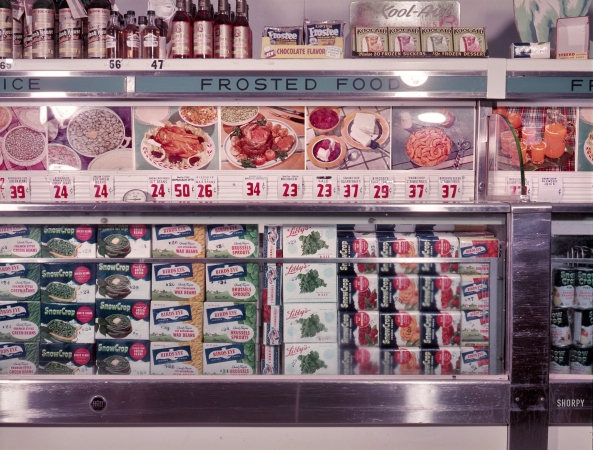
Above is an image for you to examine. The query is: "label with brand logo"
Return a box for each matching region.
[418,274,461,311]
[460,275,489,310]
[152,263,203,302]
[460,346,489,374]
[40,263,95,304]
[0,301,39,342]
[203,342,255,375]
[378,274,419,311]
[150,302,202,343]
[206,263,258,302]
[96,339,150,375]
[282,225,337,258]
[203,302,256,344]
[152,225,205,258]
[0,263,40,302]
[206,224,258,258]
[282,263,336,303]
[0,226,41,258]
[378,233,418,275]
[283,302,337,343]
[284,343,338,375]
[39,343,94,374]
[0,342,38,375]
[41,303,95,344]
[42,225,96,258]
[151,342,203,375]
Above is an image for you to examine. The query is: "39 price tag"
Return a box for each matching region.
[148,176,171,201]
[406,176,429,200]
[195,175,218,200]
[315,175,336,200]
[339,175,363,200]
[108,59,122,70]
[50,175,75,203]
[368,176,393,200]
[538,176,563,202]
[0,59,13,70]
[0,176,30,202]
[277,174,302,200]
[243,175,267,200]
[171,175,195,202]
[90,175,114,202]
[439,176,462,201]
[506,177,531,197]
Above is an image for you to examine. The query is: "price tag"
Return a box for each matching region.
[0,59,13,70]
[50,175,75,203]
[538,176,563,202]
[277,174,303,200]
[0,176,30,202]
[339,175,364,200]
[148,176,171,201]
[439,176,462,201]
[195,175,218,201]
[368,176,393,200]
[108,59,122,70]
[506,177,531,197]
[243,175,267,200]
[90,175,114,202]
[171,175,195,202]
[314,175,337,200]
[406,175,429,200]
[150,59,164,70]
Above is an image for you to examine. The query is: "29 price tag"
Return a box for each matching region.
[277,174,302,200]
[148,176,171,201]
[50,175,75,203]
[195,175,217,200]
[243,175,267,200]
[369,176,393,200]
[339,175,363,200]
[171,175,194,202]
[315,175,336,200]
[506,177,531,197]
[90,175,114,202]
[439,176,462,201]
[406,176,429,200]
[538,176,563,202]
[0,176,30,202]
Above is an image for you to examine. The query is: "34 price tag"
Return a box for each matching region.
[315,175,336,200]
[506,177,531,197]
[369,176,393,200]
[195,175,218,200]
[277,174,302,200]
[0,176,30,202]
[538,176,563,202]
[50,175,75,203]
[90,175,114,202]
[171,175,194,202]
[339,175,363,200]
[439,176,462,201]
[148,176,171,201]
[243,175,267,200]
[406,176,429,200]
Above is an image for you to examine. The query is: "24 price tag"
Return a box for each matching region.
[406,176,429,200]
[339,175,363,200]
[0,176,30,202]
[538,176,563,202]
[439,176,462,201]
[171,175,194,202]
[277,174,302,200]
[506,177,531,197]
[195,175,217,200]
[50,175,75,203]
[368,176,393,200]
[315,175,336,200]
[90,175,114,202]
[243,175,267,200]
[148,176,171,201]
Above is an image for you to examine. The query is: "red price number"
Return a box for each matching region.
[196,183,213,198]
[10,185,26,199]
[54,185,70,199]
[408,184,425,199]
[372,184,390,199]
[151,183,167,198]
[441,184,459,199]
[316,183,333,198]
[342,183,360,198]
[246,181,262,197]
[94,184,109,199]
[282,183,299,197]
[173,183,192,199]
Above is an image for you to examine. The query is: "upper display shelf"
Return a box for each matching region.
[0,58,590,99]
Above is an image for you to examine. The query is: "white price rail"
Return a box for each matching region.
[171,175,195,202]
[195,175,218,201]
[277,174,303,200]
[538,176,563,202]
[339,175,364,200]
[243,175,267,200]
[0,175,30,203]
[439,176,463,201]
[90,175,114,202]
[406,175,429,200]
[148,176,171,201]
[368,175,393,200]
[49,174,75,203]
[314,175,337,201]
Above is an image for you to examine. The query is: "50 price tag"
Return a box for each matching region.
[439,176,462,201]
[0,176,30,202]
[148,176,171,201]
[195,175,217,200]
[50,175,75,203]
[278,174,302,200]
[90,175,114,202]
[406,176,429,200]
[315,175,336,200]
[172,175,195,202]
[339,175,363,200]
[369,176,393,200]
[243,175,267,200]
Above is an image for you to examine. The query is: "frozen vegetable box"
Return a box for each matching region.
[205,263,259,302]
[38,343,95,375]
[203,302,258,344]
[284,343,338,375]
[96,339,150,375]
[0,342,38,374]
[0,263,40,302]
[0,226,41,258]
[0,301,40,342]
[152,225,206,258]
[97,225,151,258]
[40,263,95,304]
[41,225,96,258]
[40,303,95,343]
[206,224,258,258]
[202,342,257,375]
[152,263,204,303]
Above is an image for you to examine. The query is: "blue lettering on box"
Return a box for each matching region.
[204,344,244,364]
[206,305,246,325]
[153,304,192,325]
[207,225,246,241]
[0,302,29,321]
[152,345,192,365]
[154,263,193,282]
[155,225,194,240]
[207,263,247,282]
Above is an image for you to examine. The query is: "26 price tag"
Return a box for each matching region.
[90,175,114,202]
[277,174,302,200]
[538,176,563,202]
[339,175,363,200]
[148,176,171,201]
[315,175,336,200]
[406,176,429,200]
[195,175,217,200]
[50,175,75,203]
[172,175,194,202]
[0,176,30,202]
[506,177,531,197]
[243,175,267,200]
[369,176,393,200]
[439,176,462,201]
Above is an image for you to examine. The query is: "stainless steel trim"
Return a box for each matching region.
[475,101,492,202]
[551,204,593,214]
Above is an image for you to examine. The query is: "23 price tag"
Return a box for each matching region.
[406,176,429,200]
[50,175,75,203]
[339,175,363,200]
[148,176,171,201]
[368,176,393,200]
[439,176,462,201]
[277,174,302,200]
[0,176,30,202]
[195,175,218,200]
[315,175,336,200]
[171,175,194,202]
[243,175,267,200]
[90,175,114,202]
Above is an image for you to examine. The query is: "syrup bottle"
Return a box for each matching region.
[141,10,160,59]
[171,0,192,58]
[86,0,110,58]
[122,10,139,58]
[105,10,122,58]
[232,0,250,58]
[213,0,231,58]
[0,0,12,59]
[32,0,55,58]
[193,0,212,58]
[58,0,82,58]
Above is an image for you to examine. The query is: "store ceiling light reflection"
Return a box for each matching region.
[400,72,429,87]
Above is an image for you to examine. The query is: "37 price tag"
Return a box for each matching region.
[538,176,563,202]
[277,174,302,200]
[439,176,462,201]
[243,175,267,200]
[50,175,75,203]
[406,176,429,200]
[506,177,531,197]
[0,176,30,202]
[90,175,114,202]
[369,176,393,200]
[315,175,336,200]
[148,176,171,201]
[339,175,363,200]
[195,175,218,200]
[171,175,195,202]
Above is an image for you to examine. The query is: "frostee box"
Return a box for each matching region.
[41,225,96,258]
[96,339,150,375]
[282,226,337,258]
[203,302,258,344]
[0,263,40,302]
[205,263,259,302]
[206,224,258,258]
[150,342,203,375]
[283,263,336,303]
[152,263,205,303]
[0,226,41,258]
[38,343,95,375]
[40,263,95,304]
[284,343,338,375]
[0,342,38,375]
[152,225,206,258]
[203,342,257,375]
[97,225,151,258]
[41,303,95,344]
[150,301,203,342]
[96,262,151,301]
[283,302,337,343]
[95,299,150,340]
[0,301,40,343]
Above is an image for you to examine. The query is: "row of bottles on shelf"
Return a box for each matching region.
[0,0,252,59]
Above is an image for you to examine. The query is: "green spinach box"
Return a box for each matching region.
[96,263,151,301]
[206,224,258,258]
[97,225,151,258]
[41,303,95,343]
[203,302,258,344]
[96,339,150,375]
[205,263,259,302]
[0,263,40,302]
[38,343,95,375]
[41,225,96,258]
[0,301,40,342]
[282,263,336,302]
[0,342,38,375]
[0,226,41,258]
[40,263,95,304]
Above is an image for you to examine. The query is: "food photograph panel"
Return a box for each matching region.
[577,108,593,172]
[305,106,391,171]
[391,107,474,171]
[46,106,133,171]
[0,107,48,171]
[220,106,304,170]
[134,106,219,171]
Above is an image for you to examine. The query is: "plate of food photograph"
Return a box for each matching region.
[340,111,390,150]
[306,135,347,169]
[179,106,218,128]
[220,106,259,127]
